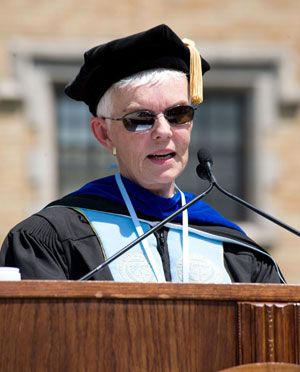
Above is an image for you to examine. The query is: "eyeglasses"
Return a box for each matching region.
[102,104,196,132]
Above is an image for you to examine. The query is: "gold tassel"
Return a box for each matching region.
[182,38,203,104]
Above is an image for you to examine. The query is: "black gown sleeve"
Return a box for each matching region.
[0,215,69,279]
[224,242,284,283]
[0,208,113,280]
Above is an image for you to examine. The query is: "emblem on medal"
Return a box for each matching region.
[176,256,228,283]
[117,251,157,282]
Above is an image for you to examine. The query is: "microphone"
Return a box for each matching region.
[196,148,216,183]
[196,148,300,237]
[79,181,214,281]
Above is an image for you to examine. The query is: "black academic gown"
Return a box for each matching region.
[0,194,284,283]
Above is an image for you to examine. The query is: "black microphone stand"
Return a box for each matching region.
[205,161,300,237]
[79,182,214,281]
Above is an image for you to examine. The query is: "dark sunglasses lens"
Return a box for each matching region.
[165,105,195,125]
[123,111,155,132]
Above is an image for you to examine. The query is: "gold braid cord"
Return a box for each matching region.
[182,38,203,104]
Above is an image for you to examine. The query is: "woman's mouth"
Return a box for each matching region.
[147,151,176,164]
[148,152,176,160]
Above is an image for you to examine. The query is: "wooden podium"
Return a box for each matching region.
[0,281,299,372]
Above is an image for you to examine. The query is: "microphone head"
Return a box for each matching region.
[196,148,213,181]
[197,148,213,165]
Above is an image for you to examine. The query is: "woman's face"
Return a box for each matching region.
[93,75,192,198]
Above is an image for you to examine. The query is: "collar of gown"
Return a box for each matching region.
[70,174,244,233]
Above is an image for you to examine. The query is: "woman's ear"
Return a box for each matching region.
[90,117,114,152]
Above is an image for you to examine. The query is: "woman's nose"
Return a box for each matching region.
[151,113,172,139]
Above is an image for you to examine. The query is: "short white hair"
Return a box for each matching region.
[96,68,188,118]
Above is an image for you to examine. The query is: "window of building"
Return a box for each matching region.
[55,84,116,196]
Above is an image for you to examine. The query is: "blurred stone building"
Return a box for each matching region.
[0,0,299,282]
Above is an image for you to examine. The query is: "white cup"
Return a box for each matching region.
[0,267,21,281]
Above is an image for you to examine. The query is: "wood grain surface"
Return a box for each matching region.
[0,282,300,372]
[0,281,299,301]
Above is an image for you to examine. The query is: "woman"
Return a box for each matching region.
[0,25,284,283]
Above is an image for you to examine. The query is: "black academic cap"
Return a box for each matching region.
[65,24,210,116]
